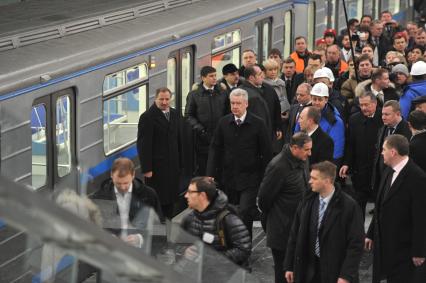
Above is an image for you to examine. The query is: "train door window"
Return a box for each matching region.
[103,63,149,155]
[345,0,364,20]
[283,11,292,58]
[167,58,177,108]
[388,0,400,14]
[181,50,193,115]
[373,0,380,19]
[327,0,337,29]
[307,3,316,52]
[31,89,75,190]
[255,19,272,63]
[211,30,241,73]
[31,103,47,189]
[56,96,71,177]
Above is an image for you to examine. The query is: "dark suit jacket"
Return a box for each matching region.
[309,126,334,166]
[367,160,426,282]
[371,119,412,193]
[285,102,312,143]
[344,110,383,191]
[410,131,426,172]
[206,112,272,191]
[285,186,364,283]
[137,104,181,205]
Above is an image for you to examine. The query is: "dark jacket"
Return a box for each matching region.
[261,82,284,133]
[285,102,312,143]
[181,190,251,265]
[185,83,229,152]
[284,185,364,283]
[352,79,399,114]
[410,131,426,172]
[137,104,181,205]
[344,109,383,191]
[92,178,162,230]
[309,126,334,165]
[367,160,426,282]
[371,120,412,193]
[207,112,272,191]
[257,144,310,250]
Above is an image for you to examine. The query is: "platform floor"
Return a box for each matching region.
[250,203,374,283]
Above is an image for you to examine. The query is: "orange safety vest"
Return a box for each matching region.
[338,59,349,75]
[290,51,308,73]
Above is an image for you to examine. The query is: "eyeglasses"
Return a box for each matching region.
[186,190,201,194]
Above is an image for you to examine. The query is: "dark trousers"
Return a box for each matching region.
[161,204,174,219]
[227,187,257,238]
[271,248,287,283]
[310,256,321,283]
[381,260,413,283]
[195,151,208,176]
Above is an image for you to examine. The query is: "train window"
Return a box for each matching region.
[327,0,337,29]
[307,3,316,52]
[255,18,272,63]
[167,58,177,108]
[373,0,380,19]
[388,0,400,14]
[211,30,241,73]
[181,51,192,115]
[345,0,364,20]
[283,10,292,58]
[56,96,71,177]
[103,85,148,155]
[31,104,47,189]
[103,63,148,95]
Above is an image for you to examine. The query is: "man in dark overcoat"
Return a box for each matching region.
[285,83,312,143]
[371,100,411,196]
[257,132,312,283]
[298,106,334,165]
[284,161,364,283]
[137,87,181,219]
[408,110,426,172]
[206,88,272,236]
[366,134,426,283]
[339,92,383,218]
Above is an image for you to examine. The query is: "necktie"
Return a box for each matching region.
[315,199,326,257]
[377,92,384,103]
[382,168,395,201]
[236,119,242,126]
[386,126,395,137]
[164,111,170,121]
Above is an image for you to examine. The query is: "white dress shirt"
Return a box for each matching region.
[234,111,247,124]
[391,156,409,185]
[114,183,133,231]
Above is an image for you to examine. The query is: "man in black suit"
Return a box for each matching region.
[207,88,272,235]
[366,135,426,283]
[285,83,312,143]
[339,92,383,218]
[258,132,312,283]
[284,161,364,283]
[371,100,412,196]
[298,106,334,165]
[137,87,181,219]
[408,110,426,172]
[92,158,162,247]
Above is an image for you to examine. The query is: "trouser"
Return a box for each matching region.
[227,187,257,238]
[271,248,287,283]
[380,260,413,283]
[195,151,208,176]
[310,256,321,283]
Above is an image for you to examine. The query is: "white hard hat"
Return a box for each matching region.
[310,82,329,97]
[313,68,329,80]
[410,61,426,76]
[321,67,335,82]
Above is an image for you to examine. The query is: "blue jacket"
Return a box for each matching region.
[295,103,345,160]
[400,80,426,119]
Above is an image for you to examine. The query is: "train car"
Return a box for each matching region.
[0,0,418,280]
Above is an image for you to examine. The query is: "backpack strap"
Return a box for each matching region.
[216,209,231,248]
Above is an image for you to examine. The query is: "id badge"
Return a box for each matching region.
[202,232,214,244]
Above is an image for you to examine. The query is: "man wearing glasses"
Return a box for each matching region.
[181,176,251,266]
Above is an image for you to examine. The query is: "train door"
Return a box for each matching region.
[167,47,194,179]
[31,89,76,193]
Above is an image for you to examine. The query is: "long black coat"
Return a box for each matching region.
[410,131,426,172]
[367,160,426,282]
[284,186,364,283]
[309,126,334,165]
[371,119,412,193]
[344,110,383,191]
[206,112,272,192]
[257,145,310,250]
[137,104,181,205]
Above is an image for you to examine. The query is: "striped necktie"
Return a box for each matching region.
[315,199,326,257]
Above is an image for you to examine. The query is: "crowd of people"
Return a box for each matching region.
[91,9,426,283]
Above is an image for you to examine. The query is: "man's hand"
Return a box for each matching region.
[276,131,283,140]
[125,234,143,248]
[364,238,373,251]
[285,271,294,283]
[339,165,349,178]
[144,171,153,178]
[412,257,425,267]
[337,278,349,283]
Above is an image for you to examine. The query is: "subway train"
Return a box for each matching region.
[0,0,415,281]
